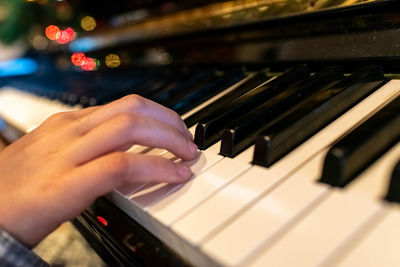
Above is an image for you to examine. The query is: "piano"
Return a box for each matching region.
[1,0,400,266]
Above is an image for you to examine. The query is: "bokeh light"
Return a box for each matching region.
[55,27,75,44]
[105,54,121,68]
[32,35,48,50]
[71,52,86,66]
[81,16,97,31]
[56,30,70,44]
[25,0,47,3]
[81,57,96,71]
[71,53,98,71]
[46,25,75,45]
[64,27,76,41]
[45,25,60,40]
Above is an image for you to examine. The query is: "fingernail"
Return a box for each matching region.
[177,164,192,179]
[189,141,198,155]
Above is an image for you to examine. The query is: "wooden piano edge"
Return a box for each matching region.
[72,197,191,267]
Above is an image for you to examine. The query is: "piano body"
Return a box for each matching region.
[2,0,400,266]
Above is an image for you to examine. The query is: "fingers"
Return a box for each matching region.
[24,95,192,161]
[66,113,198,165]
[26,106,100,140]
[65,152,192,202]
[72,94,192,140]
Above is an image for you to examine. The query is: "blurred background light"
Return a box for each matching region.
[0,58,38,77]
[71,52,86,66]
[81,57,96,71]
[81,16,96,31]
[64,27,76,41]
[56,30,70,44]
[45,25,60,40]
[105,54,121,68]
[32,35,48,50]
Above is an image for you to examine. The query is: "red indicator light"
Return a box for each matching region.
[71,52,86,66]
[97,216,108,226]
[45,25,60,40]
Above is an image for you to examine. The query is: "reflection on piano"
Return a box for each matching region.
[2,0,400,266]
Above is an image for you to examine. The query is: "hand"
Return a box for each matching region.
[0,95,198,247]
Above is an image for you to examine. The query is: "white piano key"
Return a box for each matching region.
[188,124,196,135]
[315,143,400,267]
[247,190,382,267]
[126,145,167,155]
[0,87,79,132]
[204,148,350,267]
[194,80,400,266]
[106,189,143,224]
[125,142,223,236]
[114,183,148,196]
[149,147,253,254]
[234,142,255,164]
[342,141,400,200]
[333,205,400,267]
[151,154,251,226]
[198,150,329,267]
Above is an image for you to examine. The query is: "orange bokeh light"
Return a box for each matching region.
[46,26,76,45]
[45,25,60,40]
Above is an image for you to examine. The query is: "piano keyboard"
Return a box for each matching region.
[1,66,400,267]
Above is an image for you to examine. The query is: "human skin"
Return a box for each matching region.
[0,94,198,248]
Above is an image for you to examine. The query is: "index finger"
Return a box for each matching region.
[72,95,192,140]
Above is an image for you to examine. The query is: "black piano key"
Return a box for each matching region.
[194,65,310,150]
[184,71,272,128]
[220,66,343,157]
[107,70,169,96]
[168,69,245,115]
[60,71,130,105]
[386,160,400,203]
[145,70,196,101]
[91,70,164,104]
[252,65,385,168]
[140,70,191,99]
[320,93,400,187]
[151,70,217,104]
[161,70,231,108]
